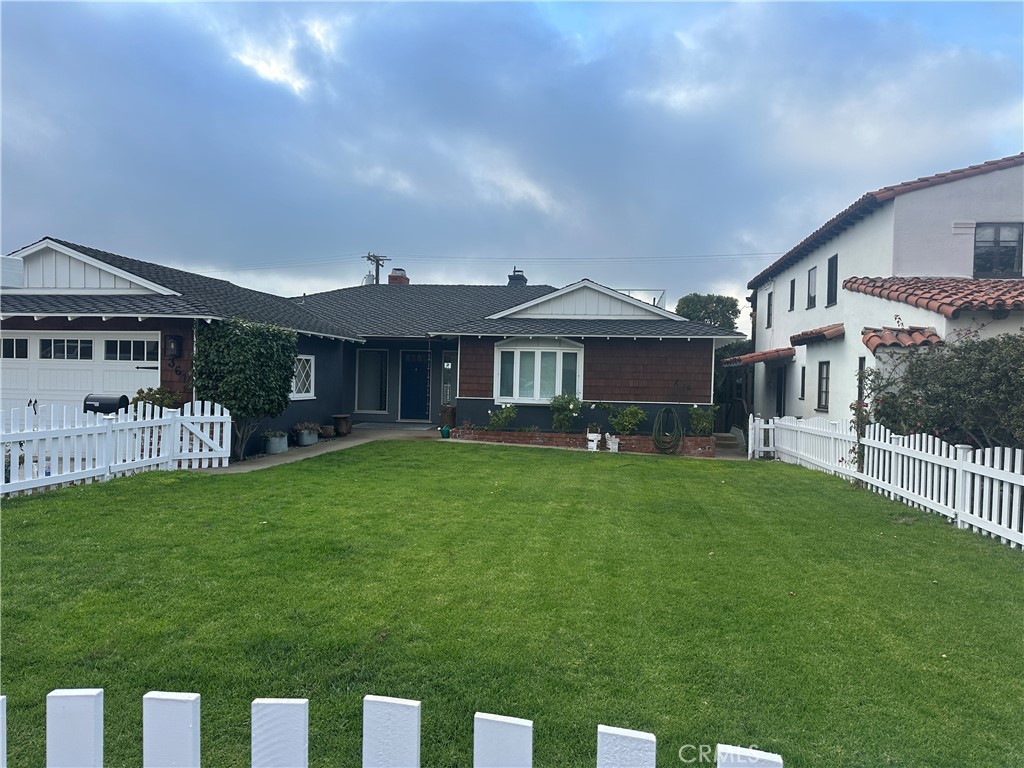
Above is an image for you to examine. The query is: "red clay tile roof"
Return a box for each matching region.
[843,276,1024,319]
[861,326,944,354]
[747,153,1024,290]
[722,346,795,368]
[790,322,845,346]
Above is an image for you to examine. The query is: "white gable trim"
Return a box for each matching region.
[7,239,179,296]
[487,279,682,321]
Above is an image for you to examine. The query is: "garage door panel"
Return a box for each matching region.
[102,368,159,393]
[38,366,94,391]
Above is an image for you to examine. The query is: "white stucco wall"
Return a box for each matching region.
[892,164,1024,277]
[750,162,1023,419]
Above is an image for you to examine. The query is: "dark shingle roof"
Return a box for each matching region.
[2,238,362,340]
[299,284,557,337]
[438,317,744,338]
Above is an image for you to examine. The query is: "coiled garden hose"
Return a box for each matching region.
[652,407,683,454]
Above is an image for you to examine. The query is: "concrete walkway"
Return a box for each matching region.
[198,426,440,474]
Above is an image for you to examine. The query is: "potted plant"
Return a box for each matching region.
[263,430,288,455]
[292,421,320,447]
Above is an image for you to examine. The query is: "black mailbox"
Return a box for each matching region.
[83,393,130,414]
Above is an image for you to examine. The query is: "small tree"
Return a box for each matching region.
[862,331,1024,449]
[674,293,740,331]
[192,318,299,460]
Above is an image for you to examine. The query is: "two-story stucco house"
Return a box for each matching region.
[726,153,1024,421]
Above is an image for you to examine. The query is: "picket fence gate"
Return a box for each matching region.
[749,415,1024,548]
[0,690,783,768]
[1,401,231,497]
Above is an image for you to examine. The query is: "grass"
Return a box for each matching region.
[2,441,1022,766]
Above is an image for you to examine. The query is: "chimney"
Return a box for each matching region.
[507,267,527,286]
[388,268,410,285]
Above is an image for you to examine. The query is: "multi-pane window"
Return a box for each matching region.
[495,338,582,403]
[291,355,315,399]
[974,223,1023,277]
[356,350,388,412]
[41,339,94,360]
[765,291,774,328]
[816,361,830,411]
[826,254,839,306]
[807,266,817,309]
[788,279,796,311]
[104,339,158,361]
[2,338,28,359]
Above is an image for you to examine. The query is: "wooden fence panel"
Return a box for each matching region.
[596,724,656,768]
[474,713,532,768]
[1,402,231,497]
[46,689,103,768]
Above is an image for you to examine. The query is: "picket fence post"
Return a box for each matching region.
[717,743,784,767]
[474,712,533,768]
[953,444,973,529]
[252,698,309,768]
[1,694,7,768]
[46,689,103,767]
[596,724,656,767]
[143,691,200,767]
[362,695,421,768]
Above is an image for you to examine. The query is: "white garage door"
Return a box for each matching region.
[1,331,161,412]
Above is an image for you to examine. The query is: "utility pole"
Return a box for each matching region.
[365,252,390,285]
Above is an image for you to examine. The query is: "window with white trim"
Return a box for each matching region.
[291,355,315,399]
[494,337,583,403]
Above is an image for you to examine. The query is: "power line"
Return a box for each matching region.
[190,250,780,275]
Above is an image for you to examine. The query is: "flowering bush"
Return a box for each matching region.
[485,403,518,431]
[549,393,582,432]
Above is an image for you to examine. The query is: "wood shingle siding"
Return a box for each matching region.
[582,338,713,403]
[457,337,495,398]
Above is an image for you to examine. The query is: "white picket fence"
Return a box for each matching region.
[1,401,231,497]
[0,690,783,768]
[749,415,1024,548]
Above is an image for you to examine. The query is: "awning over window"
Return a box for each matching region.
[721,347,795,368]
[861,326,944,354]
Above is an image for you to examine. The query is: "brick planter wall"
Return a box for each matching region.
[451,430,716,457]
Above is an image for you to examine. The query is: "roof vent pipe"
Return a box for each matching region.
[507,267,528,286]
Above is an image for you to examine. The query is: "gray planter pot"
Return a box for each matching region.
[263,435,288,455]
[295,429,319,447]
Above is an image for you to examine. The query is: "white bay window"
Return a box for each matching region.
[494,337,582,403]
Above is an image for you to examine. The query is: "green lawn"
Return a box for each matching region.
[2,441,1021,766]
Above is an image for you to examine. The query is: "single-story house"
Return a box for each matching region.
[2,238,743,454]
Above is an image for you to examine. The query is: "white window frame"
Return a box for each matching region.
[291,354,315,400]
[493,337,583,404]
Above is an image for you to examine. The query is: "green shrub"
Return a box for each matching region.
[486,404,518,431]
[608,405,647,435]
[131,386,181,409]
[688,405,717,436]
[549,394,582,432]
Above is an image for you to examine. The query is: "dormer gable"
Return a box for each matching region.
[4,238,177,296]
[488,279,681,321]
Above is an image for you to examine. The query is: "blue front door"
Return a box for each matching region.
[400,351,430,420]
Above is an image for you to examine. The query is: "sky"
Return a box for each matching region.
[2,1,1022,335]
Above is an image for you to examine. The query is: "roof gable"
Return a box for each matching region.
[7,238,177,295]
[489,279,681,321]
[748,153,1024,290]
